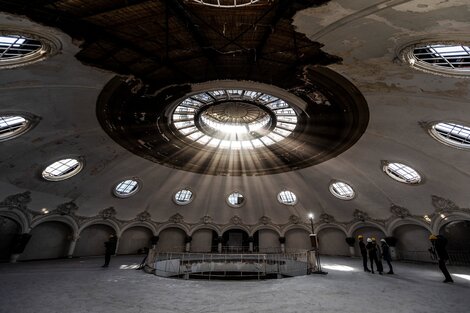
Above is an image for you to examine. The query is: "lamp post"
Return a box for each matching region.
[308,213,327,275]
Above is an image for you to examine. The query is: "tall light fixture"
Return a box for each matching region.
[308,213,327,275]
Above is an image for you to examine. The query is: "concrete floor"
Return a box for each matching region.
[0,255,469,313]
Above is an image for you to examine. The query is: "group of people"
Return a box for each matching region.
[358,235,394,275]
[358,234,454,283]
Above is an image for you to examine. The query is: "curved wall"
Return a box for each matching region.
[118,226,152,255]
[20,222,71,260]
[318,228,349,256]
[75,224,115,257]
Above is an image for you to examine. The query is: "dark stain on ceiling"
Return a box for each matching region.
[0,0,339,89]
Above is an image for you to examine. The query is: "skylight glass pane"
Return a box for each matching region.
[179,126,198,135]
[274,108,296,116]
[260,136,275,146]
[206,138,221,147]
[228,192,244,206]
[278,190,297,204]
[267,132,284,142]
[0,35,42,60]
[115,180,138,195]
[272,127,291,137]
[192,93,211,102]
[187,131,204,140]
[173,114,194,121]
[174,121,195,129]
[277,122,296,130]
[433,122,470,146]
[251,139,264,148]
[386,162,421,183]
[196,135,212,145]
[413,44,470,71]
[42,158,82,181]
[175,189,193,204]
[330,182,355,199]
[0,115,28,137]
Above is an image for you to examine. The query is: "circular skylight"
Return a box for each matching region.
[114,179,140,198]
[329,181,355,200]
[277,190,297,205]
[174,189,193,205]
[42,158,83,181]
[429,121,470,149]
[383,162,421,184]
[0,31,59,69]
[172,89,298,150]
[191,0,260,8]
[402,42,470,77]
[0,114,32,141]
[227,192,245,207]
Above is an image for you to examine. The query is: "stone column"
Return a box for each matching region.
[9,232,32,263]
[67,234,80,258]
[185,236,192,253]
[217,236,223,253]
[113,236,120,256]
[279,237,286,253]
[248,236,254,253]
[349,246,355,257]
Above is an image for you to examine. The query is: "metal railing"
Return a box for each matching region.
[148,250,309,279]
[396,250,470,265]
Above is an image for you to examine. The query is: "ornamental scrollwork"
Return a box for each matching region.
[169,213,184,223]
[0,191,31,211]
[390,204,410,218]
[56,201,78,215]
[353,209,369,222]
[99,207,117,219]
[137,211,151,222]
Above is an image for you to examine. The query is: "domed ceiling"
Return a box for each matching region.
[1,0,470,229]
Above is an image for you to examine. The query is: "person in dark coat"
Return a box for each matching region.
[380,239,394,274]
[366,238,383,275]
[102,235,117,268]
[429,234,453,283]
[358,235,371,272]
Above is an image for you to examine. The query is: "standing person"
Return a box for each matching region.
[429,234,453,283]
[366,238,383,275]
[102,234,117,268]
[381,239,394,274]
[358,235,371,272]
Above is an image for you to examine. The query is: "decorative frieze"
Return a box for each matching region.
[390,204,410,218]
[0,191,31,210]
[55,202,78,215]
[231,215,242,225]
[353,209,369,222]
[169,213,184,223]
[319,213,334,223]
[99,207,116,219]
[136,211,151,222]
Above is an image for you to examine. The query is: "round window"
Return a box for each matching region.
[227,192,245,207]
[114,179,141,198]
[42,158,83,181]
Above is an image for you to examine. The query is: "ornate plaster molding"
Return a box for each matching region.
[390,204,411,218]
[0,191,32,211]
